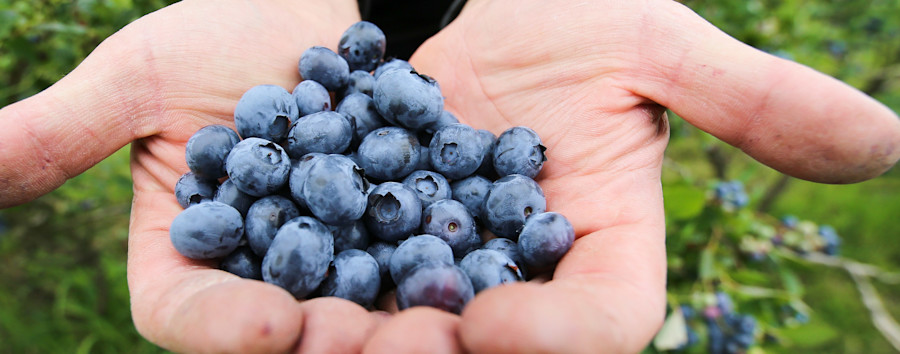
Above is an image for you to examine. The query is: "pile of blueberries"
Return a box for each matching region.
[169,21,574,314]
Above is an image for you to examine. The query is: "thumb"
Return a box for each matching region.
[632,1,900,184]
[0,31,159,208]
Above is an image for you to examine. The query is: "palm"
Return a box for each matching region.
[371,0,899,352]
[383,1,670,351]
[118,1,379,352]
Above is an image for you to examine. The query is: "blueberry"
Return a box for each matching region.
[345,150,362,166]
[818,224,841,255]
[220,246,263,280]
[458,249,523,293]
[185,125,240,179]
[338,21,386,72]
[450,175,492,221]
[493,126,547,179]
[342,70,376,98]
[389,234,454,283]
[481,174,546,239]
[396,262,474,314]
[483,237,526,274]
[706,318,726,354]
[374,57,413,80]
[429,123,485,180]
[328,220,370,253]
[213,178,257,217]
[415,145,432,171]
[175,171,217,208]
[517,212,574,272]
[366,242,397,283]
[286,111,353,158]
[716,291,734,314]
[320,249,381,308]
[262,216,334,299]
[423,110,460,135]
[714,180,749,209]
[364,182,422,243]
[288,152,327,208]
[357,127,421,181]
[680,304,695,320]
[234,85,297,141]
[298,154,369,225]
[170,202,244,259]
[373,69,443,131]
[475,129,497,178]
[336,93,387,146]
[781,215,799,229]
[402,170,452,209]
[421,199,481,258]
[299,46,350,92]
[291,80,331,117]
[225,138,291,197]
[713,181,732,200]
[723,313,757,350]
[245,195,302,257]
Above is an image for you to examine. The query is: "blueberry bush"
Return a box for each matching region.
[648,2,900,352]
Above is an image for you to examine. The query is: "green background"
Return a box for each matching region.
[0,0,898,352]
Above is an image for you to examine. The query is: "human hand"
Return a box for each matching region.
[361,0,900,352]
[0,0,393,352]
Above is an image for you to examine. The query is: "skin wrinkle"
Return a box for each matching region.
[562,274,661,350]
[21,116,67,184]
[459,29,516,131]
[114,21,166,140]
[732,58,782,153]
[131,139,184,194]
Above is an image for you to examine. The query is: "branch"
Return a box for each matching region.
[785,252,900,351]
[756,174,791,213]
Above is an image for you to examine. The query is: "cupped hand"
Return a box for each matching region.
[363,0,900,353]
[0,0,391,352]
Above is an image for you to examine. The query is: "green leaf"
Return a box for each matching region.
[700,248,716,280]
[779,321,839,347]
[653,308,688,350]
[779,267,804,297]
[731,269,771,286]
[663,183,707,220]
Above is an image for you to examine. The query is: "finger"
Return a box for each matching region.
[363,307,464,354]
[127,187,307,353]
[0,0,362,208]
[0,33,158,208]
[128,191,385,353]
[632,0,900,183]
[294,297,383,353]
[460,222,667,354]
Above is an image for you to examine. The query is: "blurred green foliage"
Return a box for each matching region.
[683,0,900,109]
[0,0,899,353]
[0,0,175,352]
[652,0,900,352]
